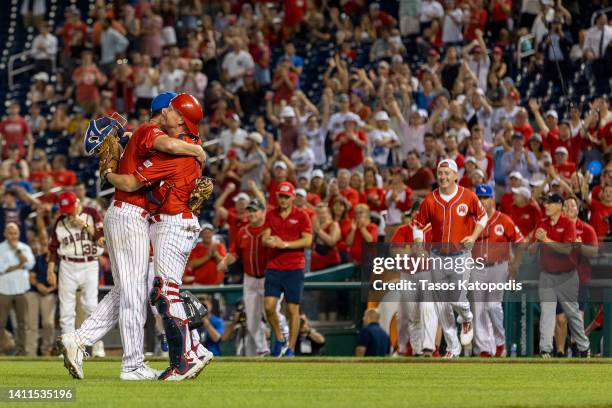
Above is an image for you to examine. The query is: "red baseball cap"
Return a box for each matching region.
[276,181,295,197]
[59,191,78,214]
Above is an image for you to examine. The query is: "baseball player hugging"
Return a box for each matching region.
[105,94,214,381]
[47,191,105,355]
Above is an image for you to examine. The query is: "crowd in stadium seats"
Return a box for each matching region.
[0,0,611,357]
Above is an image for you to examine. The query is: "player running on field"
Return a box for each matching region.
[412,159,488,358]
[105,93,213,380]
[262,182,313,357]
[471,184,525,357]
[58,93,207,381]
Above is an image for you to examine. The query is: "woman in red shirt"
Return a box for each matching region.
[331,195,353,263]
[311,203,341,271]
[347,204,378,263]
[333,114,367,170]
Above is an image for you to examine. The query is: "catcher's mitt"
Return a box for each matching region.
[98,132,122,181]
[189,177,214,212]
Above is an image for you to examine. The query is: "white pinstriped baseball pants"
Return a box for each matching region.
[149,213,203,356]
[471,262,508,355]
[76,202,150,372]
[397,271,437,354]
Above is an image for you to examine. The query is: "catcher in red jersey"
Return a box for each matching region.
[471,184,525,357]
[390,201,437,357]
[412,159,488,358]
[105,94,213,380]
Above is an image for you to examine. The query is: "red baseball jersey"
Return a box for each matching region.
[116,122,167,209]
[575,219,598,283]
[391,223,432,273]
[510,201,542,237]
[230,223,268,278]
[412,186,486,245]
[223,207,249,247]
[265,206,312,270]
[473,211,524,263]
[531,214,577,273]
[133,135,201,215]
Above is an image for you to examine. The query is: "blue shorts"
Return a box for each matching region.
[264,268,304,304]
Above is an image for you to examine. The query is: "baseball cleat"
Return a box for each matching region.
[422,348,434,357]
[495,344,506,357]
[92,341,105,358]
[120,363,162,380]
[271,339,288,357]
[282,348,295,357]
[57,334,87,380]
[443,352,458,359]
[190,350,214,379]
[479,352,492,358]
[541,352,552,359]
[578,349,591,358]
[159,359,205,381]
[460,321,474,346]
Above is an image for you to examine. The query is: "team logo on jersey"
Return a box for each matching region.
[143,160,153,168]
[289,219,298,224]
[556,228,564,233]
[456,204,468,217]
[521,214,530,219]
[494,224,504,236]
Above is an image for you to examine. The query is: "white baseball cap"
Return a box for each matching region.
[465,156,477,165]
[511,186,531,199]
[343,112,362,125]
[274,161,287,170]
[312,169,324,179]
[509,171,524,180]
[295,188,307,197]
[545,110,558,120]
[375,111,390,121]
[247,132,263,144]
[555,146,568,155]
[417,109,429,119]
[437,159,458,173]
[230,113,241,123]
[281,106,296,118]
[473,169,485,179]
[200,222,215,231]
[233,192,250,202]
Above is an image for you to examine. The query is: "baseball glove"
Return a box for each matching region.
[98,132,122,181]
[189,177,214,212]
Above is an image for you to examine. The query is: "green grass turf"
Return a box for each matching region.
[0,358,611,408]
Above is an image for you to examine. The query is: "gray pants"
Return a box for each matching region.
[538,271,589,353]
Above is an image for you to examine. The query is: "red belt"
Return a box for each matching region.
[149,212,194,224]
[60,255,97,263]
[114,201,149,218]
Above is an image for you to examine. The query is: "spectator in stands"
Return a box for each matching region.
[25,103,46,141]
[355,308,390,357]
[583,13,611,93]
[134,54,160,113]
[24,235,56,356]
[55,6,87,65]
[74,50,106,115]
[463,30,491,91]
[49,155,77,187]
[587,185,612,240]
[290,135,315,181]
[220,113,248,157]
[385,168,414,239]
[0,223,36,355]
[100,18,129,75]
[141,7,163,63]
[0,102,33,161]
[185,223,227,285]
[222,38,254,93]
[31,21,58,76]
[333,114,367,171]
[74,182,100,212]
[510,186,542,237]
[501,132,539,180]
[214,186,249,246]
[347,203,378,263]
[159,49,185,93]
[513,107,534,140]
[236,132,266,191]
[250,31,271,86]
[1,145,29,181]
[404,150,435,198]
[311,203,341,272]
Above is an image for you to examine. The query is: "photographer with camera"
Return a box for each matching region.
[196,295,224,357]
[220,299,251,356]
[295,314,325,356]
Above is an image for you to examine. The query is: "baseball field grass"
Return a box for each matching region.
[0,357,611,408]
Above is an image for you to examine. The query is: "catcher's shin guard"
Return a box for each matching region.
[151,278,192,372]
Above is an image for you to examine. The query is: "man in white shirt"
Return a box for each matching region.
[220,113,248,157]
[463,30,490,91]
[442,0,463,45]
[290,135,315,180]
[30,21,57,75]
[0,223,36,355]
[370,111,400,168]
[420,0,444,27]
[583,13,611,59]
[222,39,255,93]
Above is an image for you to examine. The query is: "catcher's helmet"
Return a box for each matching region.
[170,93,203,136]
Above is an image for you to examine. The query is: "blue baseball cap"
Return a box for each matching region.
[475,184,493,198]
[150,92,177,114]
